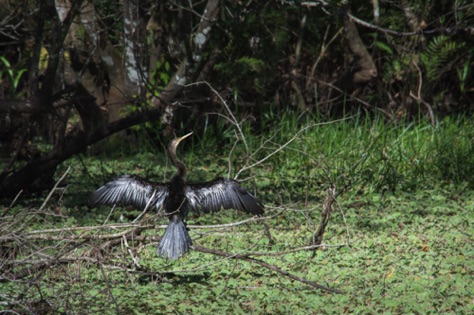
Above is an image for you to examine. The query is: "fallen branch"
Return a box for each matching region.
[1,185,345,294]
[190,245,343,294]
[2,237,343,294]
[0,218,273,245]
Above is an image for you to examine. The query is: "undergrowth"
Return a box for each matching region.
[1,113,473,314]
[71,112,474,198]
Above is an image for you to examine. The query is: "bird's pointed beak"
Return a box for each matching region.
[177,132,193,144]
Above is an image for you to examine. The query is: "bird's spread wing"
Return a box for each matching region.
[89,174,169,210]
[185,178,264,215]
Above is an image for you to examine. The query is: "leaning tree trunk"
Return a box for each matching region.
[0,0,221,199]
[339,8,378,93]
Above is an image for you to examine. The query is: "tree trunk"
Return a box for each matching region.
[344,8,377,90]
[123,0,147,97]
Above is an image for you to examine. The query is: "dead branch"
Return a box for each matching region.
[1,186,345,295]
[39,166,71,211]
[309,184,336,256]
[190,245,343,294]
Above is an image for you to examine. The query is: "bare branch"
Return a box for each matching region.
[190,245,344,294]
[39,166,71,211]
[235,117,357,179]
[309,184,336,255]
[1,189,346,294]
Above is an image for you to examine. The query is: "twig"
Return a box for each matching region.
[103,204,116,225]
[236,117,355,178]
[122,235,141,268]
[188,80,249,156]
[39,166,71,211]
[309,26,343,82]
[19,214,273,237]
[9,189,23,208]
[2,227,346,257]
[346,11,453,36]
[0,215,275,243]
[410,60,435,127]
[2,227,146,241]
[132,189,156,223]
[204,81,250,156]
[1,189,24,217]
[185,80,253,177]
[191,245,343,294]
[336,197,351,244]
[21,223,150,234]
[99,263,121,314]
[235,124,314,178]
[317,80,391,118]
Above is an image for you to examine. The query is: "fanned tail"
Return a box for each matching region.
[156,215,192,260]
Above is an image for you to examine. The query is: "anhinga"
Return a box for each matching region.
[89,132,264,260]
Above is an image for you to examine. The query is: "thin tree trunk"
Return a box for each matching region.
[123,0,146,96]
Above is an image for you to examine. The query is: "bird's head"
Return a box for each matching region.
[169,132,193,153]
[168,132,193,178]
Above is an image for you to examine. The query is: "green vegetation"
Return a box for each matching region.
[0,56,27,98]
[1,114,473,314]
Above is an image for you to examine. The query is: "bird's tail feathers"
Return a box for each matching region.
[156,215,192,260]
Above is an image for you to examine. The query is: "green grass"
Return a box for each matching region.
[1,113,473,314]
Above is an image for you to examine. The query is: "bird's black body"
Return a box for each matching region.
[89,133,264,260]
[165,175,189,216]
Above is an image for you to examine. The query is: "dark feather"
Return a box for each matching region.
[156,214,192,260]
[88,175,169,210]
[186,178,264,215]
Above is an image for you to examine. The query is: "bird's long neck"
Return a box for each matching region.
[168,144,187,179]
[171,155,187,179]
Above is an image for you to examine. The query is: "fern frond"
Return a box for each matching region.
[421,35,464,81]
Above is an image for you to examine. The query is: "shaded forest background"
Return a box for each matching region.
[0,0,473,198]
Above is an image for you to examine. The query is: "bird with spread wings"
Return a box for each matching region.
[89,132,264,260]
